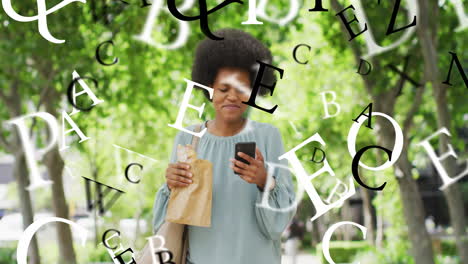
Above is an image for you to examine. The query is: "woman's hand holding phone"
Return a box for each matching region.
[165,162,193,190]
[230,147,269,190]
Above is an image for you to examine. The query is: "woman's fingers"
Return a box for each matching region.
[237,152,256,164]
[166,162,193,189]
[230,164,255,179]
[167,179,189,188]
[168,174,193,184]
[255,147,264,162]
[168,167,192,178]
[230,158,250,169]
[169,162,191,170]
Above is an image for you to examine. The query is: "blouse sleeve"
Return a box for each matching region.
[152,131,188,234]
[255,126,297,240]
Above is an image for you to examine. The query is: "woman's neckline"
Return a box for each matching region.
[202,119,251,139]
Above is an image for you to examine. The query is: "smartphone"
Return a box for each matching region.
[235,142,256,165]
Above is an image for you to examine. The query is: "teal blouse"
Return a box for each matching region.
[152,119,296,263]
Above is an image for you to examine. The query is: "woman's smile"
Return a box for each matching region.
[223,104,241,111]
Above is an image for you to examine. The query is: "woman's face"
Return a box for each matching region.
[211,67,251,123]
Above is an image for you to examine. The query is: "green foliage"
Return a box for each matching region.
[441,240,457,257]
[317,241,371,264]
[0,247,16,264]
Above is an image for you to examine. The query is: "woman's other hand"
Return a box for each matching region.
[165,162,193,190]
[230,147,269,190]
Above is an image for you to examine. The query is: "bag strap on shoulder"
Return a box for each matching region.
[190,124,203,151]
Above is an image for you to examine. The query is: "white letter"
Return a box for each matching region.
[320,91,341,119]
[450,0,468,32]
[322,221,367,264]
[60,110,90,151]
[1,0,85,43]
[351,0,419,59]
[133,0,191,50]
[324,179,349,205]
[70,70,104,115]
[168,79,214,137]
[17,217,88,264]
[148,235,168,264]
[347,112,403,171]
[4,112,58,190]
[242,0,263,24]
[256,161,303,212]
[417,127,468,190]
[279,133,355,222]
[254,0,300,26]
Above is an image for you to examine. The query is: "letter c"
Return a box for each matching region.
[351,145,391,191]
[292,44,311,65]
[17,217,88,264]
[125,163,143,184]
[322,221,367,264]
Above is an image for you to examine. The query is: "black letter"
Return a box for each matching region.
[356,59,372,75]
[352,145,391,191]
[167,0,243,40]
[292,44,311,65]
[352,103,373,129]
[83,176,125,216]
[242,60,283,114]
[125,163,143,184]
[386,0,417,35]
[308,0,328,12]
[156,250,176,264]
[386,55,421,95]
[335,5,368,41]
[102,229,120,250]
[141,0,151,7]
[442,51,468,89]
[96,40,119,66]
[310,147,326,163]
[67,77,99,112]
[113,248,136,264]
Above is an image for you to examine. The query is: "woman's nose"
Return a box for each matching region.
[226,89,239,101]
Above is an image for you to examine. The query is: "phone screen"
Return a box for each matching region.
[235,142,256,165]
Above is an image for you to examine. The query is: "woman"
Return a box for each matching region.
[152,28,296,264]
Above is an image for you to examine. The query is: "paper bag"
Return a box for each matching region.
[166,144,213,227]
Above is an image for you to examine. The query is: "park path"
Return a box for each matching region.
[281,252,321,264]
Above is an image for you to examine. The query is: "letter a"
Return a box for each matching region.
[60,110,90,151]
[68,70,104,114]
[352,103,373,129]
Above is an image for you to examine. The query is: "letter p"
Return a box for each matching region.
[4,112,59,190]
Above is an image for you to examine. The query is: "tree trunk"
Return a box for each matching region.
[395,151,436,264]
[375,209,383,248]
[361,188,375,245]
[14,152,41,264]
[416,0,468,262]
[327,1,437,262]
[43,95,77,264]
[43,146,77,264]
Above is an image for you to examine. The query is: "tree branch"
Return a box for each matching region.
[330,0,375,97]
[403,85,425,136]
[0,130,12,153]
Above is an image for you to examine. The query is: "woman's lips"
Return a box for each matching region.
[223,105,240,110]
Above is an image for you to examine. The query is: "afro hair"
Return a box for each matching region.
[191,28,276,99]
